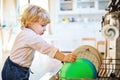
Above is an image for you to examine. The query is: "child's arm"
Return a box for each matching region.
[54,50,76,62]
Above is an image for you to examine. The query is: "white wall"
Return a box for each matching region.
[3,0,17,27]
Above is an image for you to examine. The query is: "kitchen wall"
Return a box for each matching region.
[2,0,17,27]
[49,0,106,51]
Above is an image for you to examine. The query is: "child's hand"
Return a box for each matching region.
[63,53,77,62]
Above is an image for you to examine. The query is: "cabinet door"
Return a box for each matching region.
[98,0,109,10]
[60,0,73,11]
[76,0,95,10]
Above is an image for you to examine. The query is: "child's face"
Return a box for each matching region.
[31,22,47,35]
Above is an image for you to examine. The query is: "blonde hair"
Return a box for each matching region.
[20,5,50,29]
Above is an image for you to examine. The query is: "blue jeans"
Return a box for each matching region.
[2,57,30,80]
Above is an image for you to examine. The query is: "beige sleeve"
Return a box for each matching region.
[27,35,58,58]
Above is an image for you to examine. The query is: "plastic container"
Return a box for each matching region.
[59,58,97,80]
